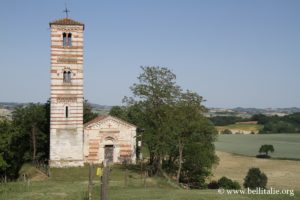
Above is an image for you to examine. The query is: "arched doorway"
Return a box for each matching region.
[104,137,115,163]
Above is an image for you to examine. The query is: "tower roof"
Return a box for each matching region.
[49,18,84,29]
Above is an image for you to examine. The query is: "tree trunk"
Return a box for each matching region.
[31,125,37,161]
[176,138,183,183]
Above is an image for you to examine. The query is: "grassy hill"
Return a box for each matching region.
[1,162,299,199]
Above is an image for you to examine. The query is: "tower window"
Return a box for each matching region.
[62,33,67,47]
[65,106,69,118]
[68,33,72,47]
[63,71,71,83]
[67,71,71,82]
[62,32,72,47]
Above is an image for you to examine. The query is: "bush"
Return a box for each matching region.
[222,129,232,134]
[244,168,267,189]
[207,180,219,189]
[208,177,241,189]
[218,176,241,189]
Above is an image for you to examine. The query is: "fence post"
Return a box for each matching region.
[88,163,93,200]
[144,171,147,188]
[101,160,108,200]
[124,162,128,187]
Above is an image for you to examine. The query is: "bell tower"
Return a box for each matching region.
[49,17,85,167]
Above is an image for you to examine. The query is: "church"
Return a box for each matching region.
[49,17,136,167]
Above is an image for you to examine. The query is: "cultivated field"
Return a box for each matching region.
[213,151,300,191]
[215,134,300,159]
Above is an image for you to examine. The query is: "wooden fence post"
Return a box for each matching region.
[88,163,93,200]
[101,160,109,200]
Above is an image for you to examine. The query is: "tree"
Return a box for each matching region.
[125,66,181,173]
[12,103,49,161]
[244,167,268,189]
[109,106,127,120]
[124,66,218,187]
[167,90,216,183]
[0,119,26,179]
[259,144,274,156]
[83,100,98,123]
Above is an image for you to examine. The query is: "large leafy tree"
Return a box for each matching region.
[123,66,218,187]
[168,91,217,184]
[126,66,181,172]
[12,103,49,162]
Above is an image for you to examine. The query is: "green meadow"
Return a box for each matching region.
[1,134,300,200]
[1,164,299,200]
[215,134,300,159]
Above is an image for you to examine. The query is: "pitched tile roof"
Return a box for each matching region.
[84,115,137,128]
[84,115,108,128]
[49,18,84,29]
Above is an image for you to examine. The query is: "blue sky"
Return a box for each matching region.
[0,0,299,108]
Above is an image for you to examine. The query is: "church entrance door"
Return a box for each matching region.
[104,145,114,163]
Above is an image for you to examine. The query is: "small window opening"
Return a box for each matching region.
[67,33,72,47]
[67,71,71,82]
[63,71,71,83]
[62,33,67,47]
[65,106,69,118]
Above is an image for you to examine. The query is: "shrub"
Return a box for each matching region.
[244,168,267,189]
[222,129,232,134]
[218,176,241,189]
[207,180,219,189]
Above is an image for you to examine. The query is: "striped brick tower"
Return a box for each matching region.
[49,18,85,167]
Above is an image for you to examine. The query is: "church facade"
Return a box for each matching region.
[49,17,136,167]
[83,116,136,164]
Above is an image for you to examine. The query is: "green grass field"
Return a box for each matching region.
[1,134,300,199]
[215,134,300,159]
[1,164,299,199]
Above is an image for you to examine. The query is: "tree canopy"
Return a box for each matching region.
[259,144,275,156]
[0,99,97,180]
[115,66,218,188]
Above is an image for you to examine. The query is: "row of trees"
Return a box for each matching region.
[210,113,300,133]
[209,116,249,126]
[252,113,300,133]
[110,66,218,187]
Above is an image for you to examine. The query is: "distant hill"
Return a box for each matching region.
[0,102,28,110]
[232,107,300,115]
[88,103,113,110]
[207,107,300,117]
[1,102,299,117]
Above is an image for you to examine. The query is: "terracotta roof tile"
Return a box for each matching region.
[49,18,84,28]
